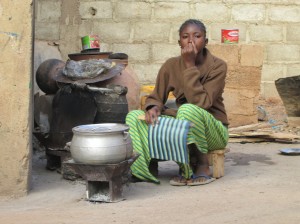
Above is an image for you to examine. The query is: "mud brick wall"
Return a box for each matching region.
[33,0,300,127]
[35,0,300,100]
[33,0,300,126]
[208,45,263,127]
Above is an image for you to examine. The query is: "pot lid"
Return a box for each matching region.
[54,59,125,84]
[72,123,129,133]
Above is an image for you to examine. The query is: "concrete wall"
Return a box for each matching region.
[0,1,33,197]
[35,0,300,99]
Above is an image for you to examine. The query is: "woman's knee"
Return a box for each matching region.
[177,104,206,119]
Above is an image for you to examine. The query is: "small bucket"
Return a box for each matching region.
[221,29,239,44]
[81,35,100,50]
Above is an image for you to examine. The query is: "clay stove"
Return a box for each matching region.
[34,52,139,202]
[34,57,128,179]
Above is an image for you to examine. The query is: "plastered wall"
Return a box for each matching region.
[35,0,300,99]
[0,1,33,197]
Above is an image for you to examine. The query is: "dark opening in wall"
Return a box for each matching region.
[89,7,97,16]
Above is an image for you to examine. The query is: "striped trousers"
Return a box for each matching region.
[125,104,229,183]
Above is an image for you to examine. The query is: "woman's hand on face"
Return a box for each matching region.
[145,106,161,126]
[181,41,198,68]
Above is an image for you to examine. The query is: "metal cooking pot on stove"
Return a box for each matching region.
[70,123,133,165]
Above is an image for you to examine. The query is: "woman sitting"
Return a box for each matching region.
[126,19,229,186]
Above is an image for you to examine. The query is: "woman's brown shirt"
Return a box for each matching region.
[144,48,229,125]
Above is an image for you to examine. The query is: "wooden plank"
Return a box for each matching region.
[229,122,275,133]
[229,132,300,143]
[229,138,268,143]
[229,131,272,137]
[267,132,300,140]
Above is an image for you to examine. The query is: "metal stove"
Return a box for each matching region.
[64,154,138,203]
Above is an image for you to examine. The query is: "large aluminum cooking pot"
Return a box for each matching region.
[70,123,133,165]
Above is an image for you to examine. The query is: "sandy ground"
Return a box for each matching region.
[1,141,300,224]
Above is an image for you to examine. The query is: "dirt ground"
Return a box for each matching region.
[1,142,300,224]
[1,99,300,224]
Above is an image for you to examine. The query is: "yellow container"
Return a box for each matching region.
[140,85,154,109]
[140,85,155,94]
[139,85,175,109]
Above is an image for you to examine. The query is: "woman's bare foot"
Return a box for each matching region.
[187,144,214,185]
